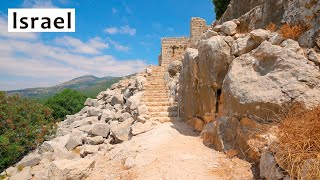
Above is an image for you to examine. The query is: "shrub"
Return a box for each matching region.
[0,92,57,172]
[45,89,87,120]
[266,22,277,32]
[212,0,231,20]
[274,105,320,179]
[280,23,303,40]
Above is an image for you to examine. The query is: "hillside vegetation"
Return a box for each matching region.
[45,89,88,120]
[6,75,122,99]
[0,92,57,172]
[212,0,230,19]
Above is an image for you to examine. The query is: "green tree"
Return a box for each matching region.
[45,89,87,120]
[0,92,57,171]
[212,0,231,20]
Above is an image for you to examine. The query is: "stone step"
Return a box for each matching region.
[149,117,182,123]
[144,90,169,93]
[150,111,178,117]
[143,92,170,95]
[141,97,171,101]
[148,106,178,112]
[144,84,167,89]
[143,102,173,106]
[144,88,168,91]
[143,95,170,98]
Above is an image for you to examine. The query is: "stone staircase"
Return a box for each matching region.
[141,66,180,123]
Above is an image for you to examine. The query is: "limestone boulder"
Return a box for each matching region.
[111,118,134,143]
[220,21,237,35]
[131,122,154,136]
[198,35,232,88]
[260,152,285,179]
[111,93,124,106]
[85,136,104,145]
[87,107,101,117]
[249,29,270,44]
[127,96,140,110]
[38,141,55,154]
[80,145,99,158]
[187,118,205,132]
[65,130,84,150]
[223,41,320,120]
[100,109,115,122]
[268,32,284,45]
[201,29,218,40]
[10,166,32,180]
[84,98,99,107]
[135,76,146,90]
[146,67,152,75]
[179,36,232,123]
[52,147,78,160]
[137,104,148,116]
[33,159,95,180]
[71,117,98,128]
[179,48,201,121]
[17,153,41,167]
[168,60,182,77]
[90,123,110,138]
[5,167,18,177]
[307,48,320,66]
[231,35,258,56]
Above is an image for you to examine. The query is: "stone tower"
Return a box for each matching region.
[158,17,208,66]
[190,17,208,43]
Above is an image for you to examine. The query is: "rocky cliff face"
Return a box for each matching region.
[218,0,320,48]
[178,19,320,178]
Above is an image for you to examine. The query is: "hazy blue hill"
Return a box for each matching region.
[6,75,122,99]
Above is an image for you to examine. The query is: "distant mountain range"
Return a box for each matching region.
[6,75,123,99]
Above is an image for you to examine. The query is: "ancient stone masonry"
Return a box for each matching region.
[159,37,190,67]
[190,17,209,43]
[158,17,209,66]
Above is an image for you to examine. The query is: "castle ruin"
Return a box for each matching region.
[158,17,209,66]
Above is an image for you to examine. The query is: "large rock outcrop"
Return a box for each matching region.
[218,0,320,48]
[223,41,320,121]
[179,35,234,124]
[179,18,320,178]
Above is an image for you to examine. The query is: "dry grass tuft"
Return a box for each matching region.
[274,105,320,179]
[266,22,277,32]
[280,23,303,40]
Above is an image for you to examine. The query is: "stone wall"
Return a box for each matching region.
[159,37,190,66]
[190,17,209,43]
[159,17,209,66]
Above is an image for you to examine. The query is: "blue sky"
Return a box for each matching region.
[0,0,215,90]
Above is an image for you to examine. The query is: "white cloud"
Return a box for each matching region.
[23,0,57,8]
[104,25,136,36]
[0,16,37,40]
[112,8,117,14]
[0,16,147,91]
[104,27,118,35]
[55,36,109,54]
[107,38,130,52]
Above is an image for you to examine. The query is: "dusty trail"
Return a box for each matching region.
[88,66,253,179]
[88,121,253,180]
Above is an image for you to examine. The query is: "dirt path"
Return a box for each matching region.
[88,121,253,180]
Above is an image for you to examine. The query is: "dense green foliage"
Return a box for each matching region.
[45,89,87,120]
[212,0,231,19]
[0,92,57,172]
